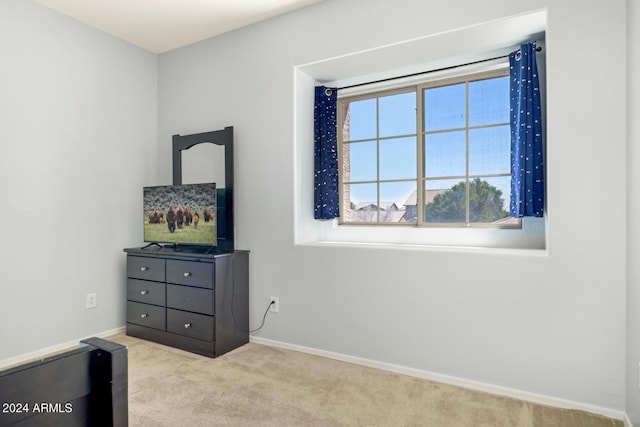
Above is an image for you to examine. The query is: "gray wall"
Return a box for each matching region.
[628,0,640,424]
[0,1,157,359]
[158,0,628,415]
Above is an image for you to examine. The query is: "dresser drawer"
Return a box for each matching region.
[127,256,165,282]
[167,309,214,341]
[127,279,165,306]
[127,301,166,330]
[166,259,213,288]
[167,284,213,315]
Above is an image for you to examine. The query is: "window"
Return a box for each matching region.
[338,66,519,228]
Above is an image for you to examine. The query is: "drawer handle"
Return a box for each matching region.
[183,272,191,277]
[184,323,191,329]
[140,267,148,272]
[140,313,148,318]
[140,290,148,295]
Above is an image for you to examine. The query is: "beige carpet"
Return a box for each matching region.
[109,334,623,427]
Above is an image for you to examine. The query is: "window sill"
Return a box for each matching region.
[296,217,546,252]
[296,238,548,257]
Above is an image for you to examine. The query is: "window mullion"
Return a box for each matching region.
[417,88,425,226]
[465,80,470,225]
[376,96,381,223]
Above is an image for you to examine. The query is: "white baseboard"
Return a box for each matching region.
[250,336,629,423]
[624,413,634,427]
[0,326,126,370]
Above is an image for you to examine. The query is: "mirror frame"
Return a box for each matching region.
[172,126,234,251]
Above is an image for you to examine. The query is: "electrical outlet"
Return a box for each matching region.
[269,296,279,313]
[86,293,97,309]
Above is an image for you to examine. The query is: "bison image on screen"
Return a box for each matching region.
[143,183,216,247]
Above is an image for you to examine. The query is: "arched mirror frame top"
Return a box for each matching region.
[172,126,234,252]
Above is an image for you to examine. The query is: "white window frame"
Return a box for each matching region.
[337,63,520,229]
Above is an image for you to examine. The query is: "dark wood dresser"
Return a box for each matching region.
[123,246,249,357]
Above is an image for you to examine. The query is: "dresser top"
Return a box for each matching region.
[124,245,247,261]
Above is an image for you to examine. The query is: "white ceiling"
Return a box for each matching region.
[33,0,323,53]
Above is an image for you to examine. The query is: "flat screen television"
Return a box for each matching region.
[143,183,217,247]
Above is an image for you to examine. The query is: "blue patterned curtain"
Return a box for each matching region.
[314,86,339,219]
[510,42,544,218]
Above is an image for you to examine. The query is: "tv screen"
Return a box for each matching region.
[143,183,217,247]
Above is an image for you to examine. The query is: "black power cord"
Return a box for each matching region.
[229,253,275,333]
[246,300,275,334]
[231,297,274,334]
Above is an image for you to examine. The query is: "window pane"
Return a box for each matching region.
[344,141,376,182]
[468,177,511,224]
[468,76,509,127]
[380,137,416,180]
[424,131,466,178]
[379,181,416,223]
[424,83,465,131]
[379,91,416,137]
[343,183,377,222]
[468,126,510,175]
[344,98,376,141]
[424,179,467,223]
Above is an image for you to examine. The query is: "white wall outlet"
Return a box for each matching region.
[269,296,279,313]
[86,293,97,309]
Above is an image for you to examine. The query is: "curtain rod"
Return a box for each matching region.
[334,45,542,92]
